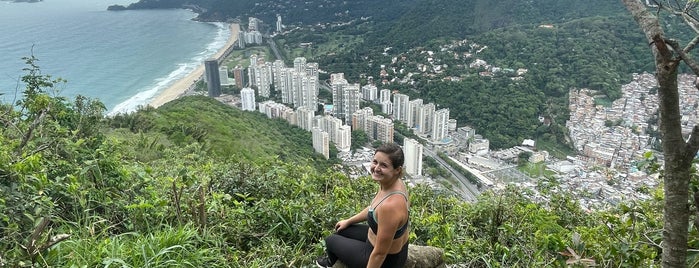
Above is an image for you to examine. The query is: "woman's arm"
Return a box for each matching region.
[335,206,369,231]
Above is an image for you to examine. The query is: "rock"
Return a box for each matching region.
[332,244,445,268]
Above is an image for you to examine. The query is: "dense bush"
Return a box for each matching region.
[0,60,678,267]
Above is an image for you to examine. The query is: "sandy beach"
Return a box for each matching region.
[149,23,240,108]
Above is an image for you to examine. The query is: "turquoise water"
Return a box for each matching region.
[0,0,230,115]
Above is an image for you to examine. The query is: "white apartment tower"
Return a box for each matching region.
[361,84,378,102]
[312,127,330,159]
[276,14,282,33]
[306,62,319,77]
[393,93,410,123]
[381,100,393,115]
[279,68,294,104]
[336,125,352,152]
[418,103,435,135]
[407,99,423,129]
[432,108,450,142]
[298,75,318,110]
[296,106,315,131]
[293,57,307,73]
[258,101,293,119]
[368,115,394,144]
[255,62,273,97]
[277,57,318,110]
[379,89,391,103]
[320,115,343,143]
[403,138,423,176]
[272,60,286,93]
[240,87,256,111]
[248,17,259,31]
[248,54,259,88]
[351,107,374,131]
[219,66,232,86]
[331,75,360,123]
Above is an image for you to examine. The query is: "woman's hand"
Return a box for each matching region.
[335,219,352,232]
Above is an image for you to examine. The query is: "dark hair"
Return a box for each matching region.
[375,143,404,169]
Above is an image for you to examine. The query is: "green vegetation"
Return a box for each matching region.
[0,59,695,267]
[221,46,272,70]
[519,161,557,178]
[276,27,366,61]
[120,0,653,151]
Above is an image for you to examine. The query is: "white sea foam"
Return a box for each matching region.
[107,23,231,116]
[108,62,196,116]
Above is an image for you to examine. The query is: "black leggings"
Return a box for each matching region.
[324,224,408,268]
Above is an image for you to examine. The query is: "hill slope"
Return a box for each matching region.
[107,95,338,165]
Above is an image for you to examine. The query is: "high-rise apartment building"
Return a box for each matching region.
[403,138,423,176]
[432,108,450,142]
[381,100,393,115]
[351,107,374,131]
[361,84,378,102]
[258,100,293,119]
[237,31,246,49]
[368,115,394,144]
[296,106,315,131]
[331,74,360,123]
[312,127,330,159]
[272,60,286,93]
[293,57,307,73]
[306,62,319,77]
[276,14,282,33]
[298,75,318,110]
[247,55,274,98]
[392,93,409,123]
[232,66,245,88]
[379,89,391,103]
[240,87,256,111]
[320,115,343,143]
[336,125,352,152]
[248,54,259,88]
[219,66,232,86]
[204,59,221,97]
[248,17,259,31]
[418,103,435,135]
[407,99,423,129]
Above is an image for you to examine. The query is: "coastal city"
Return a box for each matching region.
[6,1,699,266]
[198,17,699,211]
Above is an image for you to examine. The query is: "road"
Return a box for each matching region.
[266,35,479,201]
[267,37,283,61]
[423,149,480,202]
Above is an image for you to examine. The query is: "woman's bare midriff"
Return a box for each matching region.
[367,228,409,254]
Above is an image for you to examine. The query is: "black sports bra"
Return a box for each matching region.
[367,191,409,239]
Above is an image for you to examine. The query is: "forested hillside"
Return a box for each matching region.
[0,59,674,267]
[114,0,660,149]
[377,0,627,48]
[107,95,339,165]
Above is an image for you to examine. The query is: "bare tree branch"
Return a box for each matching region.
[17,108,47,155]
[38,234,70,252]
[665,39,699,74]
[684,35,699,53]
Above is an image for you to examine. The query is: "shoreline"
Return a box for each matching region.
[148,23,240,108]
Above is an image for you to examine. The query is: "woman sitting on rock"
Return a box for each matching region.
[316,143,410,268]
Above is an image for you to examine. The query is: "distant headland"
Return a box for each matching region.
[106,4,127,11]
[107,3,207,19]
[2,0,43,2]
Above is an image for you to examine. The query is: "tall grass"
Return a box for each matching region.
[46,224,224,267]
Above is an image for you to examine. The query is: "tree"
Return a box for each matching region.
[622,1,699,267]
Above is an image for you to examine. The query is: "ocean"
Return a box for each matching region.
[0,0,230,115]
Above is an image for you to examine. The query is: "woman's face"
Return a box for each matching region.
[370,151,400,182]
